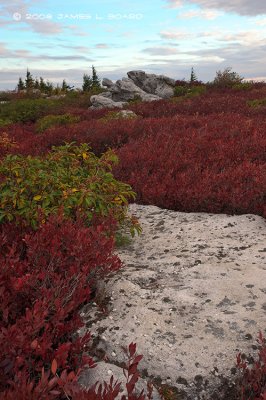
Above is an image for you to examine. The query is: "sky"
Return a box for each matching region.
[1,0,266,90]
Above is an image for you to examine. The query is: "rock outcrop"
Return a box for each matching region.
[79,204,266,399]
[90,70,175,109]
[90,93,128,109]
[127,70,176,98]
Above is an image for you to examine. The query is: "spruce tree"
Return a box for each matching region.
[61,79,73,92]
[25,69,34,91]
[34,78,40,90]
[39,77,46,92]
[190,67,197,83]
[82,73,93,92]
[62,79,68,91]
[17,77,25,91]
[91,65,101,89]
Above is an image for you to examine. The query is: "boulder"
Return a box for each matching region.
[111,110,139,119]
[90,70,174,109]
[90,94,128,110]
[101,78,114,88]
[79,204,266,399]
[127,70,176,98]
[107,78,161,102]
[78,361,161,400]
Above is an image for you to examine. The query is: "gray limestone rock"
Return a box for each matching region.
[79,204,266,399]
[90,94,128,109]
[102,78,114,88]
[112,110,138,119]
[127,70,176,98]
[90,70,175,109]
[78,361,161,400]
[108,78,161,102]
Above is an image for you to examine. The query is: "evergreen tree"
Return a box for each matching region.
[39,77,46,92]
[62,79,68,92]
[17,77,25,91]
[61,79,73,92]
[92,65,101,89]
[82,73,93,92]
[82,66,101,91]
[190,67,197,83]
[45,81,54,95]
[25,69,34,91]
[34,78,40,90]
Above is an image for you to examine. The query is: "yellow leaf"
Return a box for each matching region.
[71,188,78,193]
[82,152,88,159]
[33,195,42,201]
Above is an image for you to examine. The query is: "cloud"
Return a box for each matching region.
[95,43,110,49]
[218,31,266,45]
[67,25,89,37]
[0,0,64,35]
[166,0,184,7]
[160,30,191,40]
[196,29,266,46]
[255,18,266,26]
[24,19,63,35]
[60,45,91,52]
[0,42,11,57]
[142,47,180,56]
[0,43,93,62]
[165,0,266,16]
[179,9,222,19]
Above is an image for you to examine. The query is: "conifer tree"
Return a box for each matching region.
[39,77,46,92]
[17,77,25,91]
[82,66,101,91]
[25,69,34,91]
[82,73,93,92]
[34,78,40,90]
[92,65,101,89]
[62,79,68,91]
[190,67,197,83]
[61,79,73,92]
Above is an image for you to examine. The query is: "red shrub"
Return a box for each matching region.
[0,213,121,393]
[1,343,152,400]
[237,332,266,399]
[113,113,266,218]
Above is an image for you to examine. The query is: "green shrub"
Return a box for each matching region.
[0,142,140,235]
[59,88,106,108]
[232,82,253,91]
[36,113,80,133]
[174,85,206,98]
[187,85,206,97]
[127,95,143,105]
[0,118,12,127]
[247,98,266,108]
[174,86,189,97]
[0,92,12,102]
[0,98,60,124]
[210,67,243,88]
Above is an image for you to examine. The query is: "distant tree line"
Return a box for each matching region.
[17,65,101,94]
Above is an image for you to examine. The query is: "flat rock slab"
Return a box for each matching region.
[81,204,266,399]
